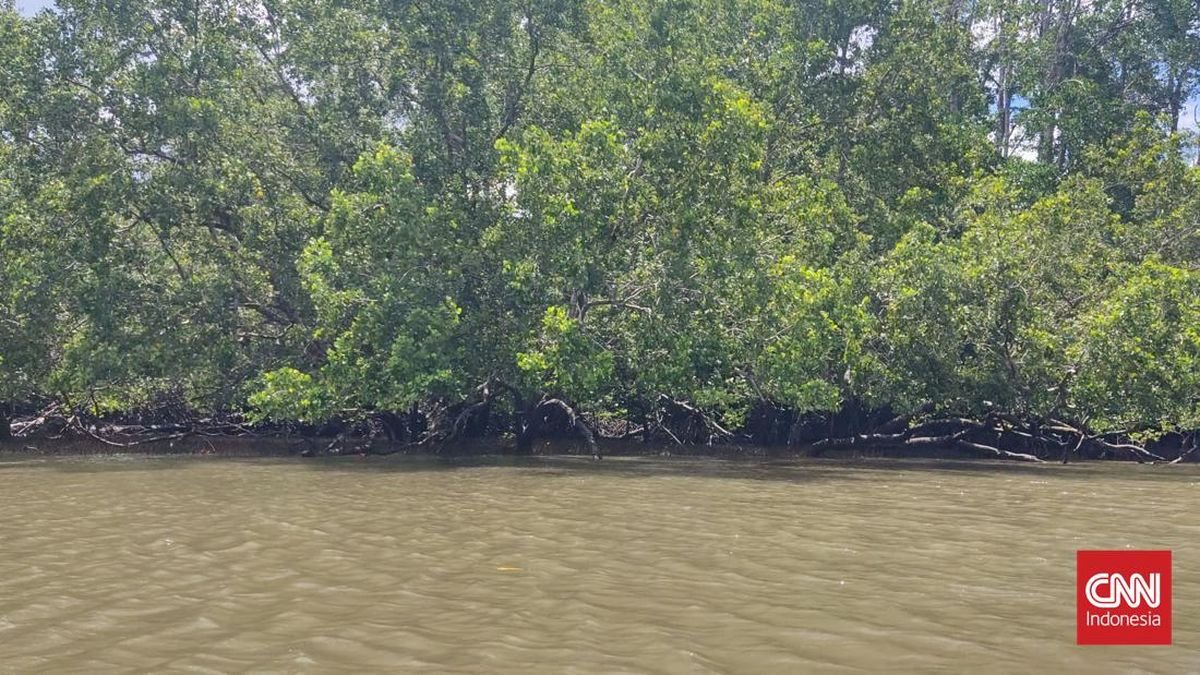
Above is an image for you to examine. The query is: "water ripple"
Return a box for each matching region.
[0,456,1197,672]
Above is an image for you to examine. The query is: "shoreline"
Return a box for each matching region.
[3,435,1195,464]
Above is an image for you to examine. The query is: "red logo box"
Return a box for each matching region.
[1077,550,1171,645]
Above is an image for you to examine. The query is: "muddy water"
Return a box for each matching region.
[0,455,1196,673]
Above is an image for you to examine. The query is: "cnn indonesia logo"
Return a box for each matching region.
[1076,550,1171,645]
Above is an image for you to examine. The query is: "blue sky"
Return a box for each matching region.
[15,0,52,15]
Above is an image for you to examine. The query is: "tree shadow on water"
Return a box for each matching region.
[295,451,1197,485]
[1,443,1194,485]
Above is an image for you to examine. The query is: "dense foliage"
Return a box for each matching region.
[2,0,1198,458]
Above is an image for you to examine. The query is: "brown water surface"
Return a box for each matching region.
[0,455,1197,673]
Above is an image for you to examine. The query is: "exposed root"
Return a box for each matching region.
[3,397,1194,464]
[537,398,601,459]
[658,395,736,444]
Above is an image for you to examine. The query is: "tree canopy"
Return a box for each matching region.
[2,0,1198,459]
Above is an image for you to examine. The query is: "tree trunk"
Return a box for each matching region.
[407,403,425,443]
[0,404,11,441]
[542,398,600,459]
[640,399,652,444]
[516,401,539,454]
[374,411,407,441]
[519,398,600,459]
[1168,74,1183,133]
[1038,0,1077,167]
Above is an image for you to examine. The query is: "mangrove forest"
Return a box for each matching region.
[2,0,1199,462]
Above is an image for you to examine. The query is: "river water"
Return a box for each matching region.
[0,455,1196,673]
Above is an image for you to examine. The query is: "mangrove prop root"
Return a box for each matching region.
[3,398,1192,464]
